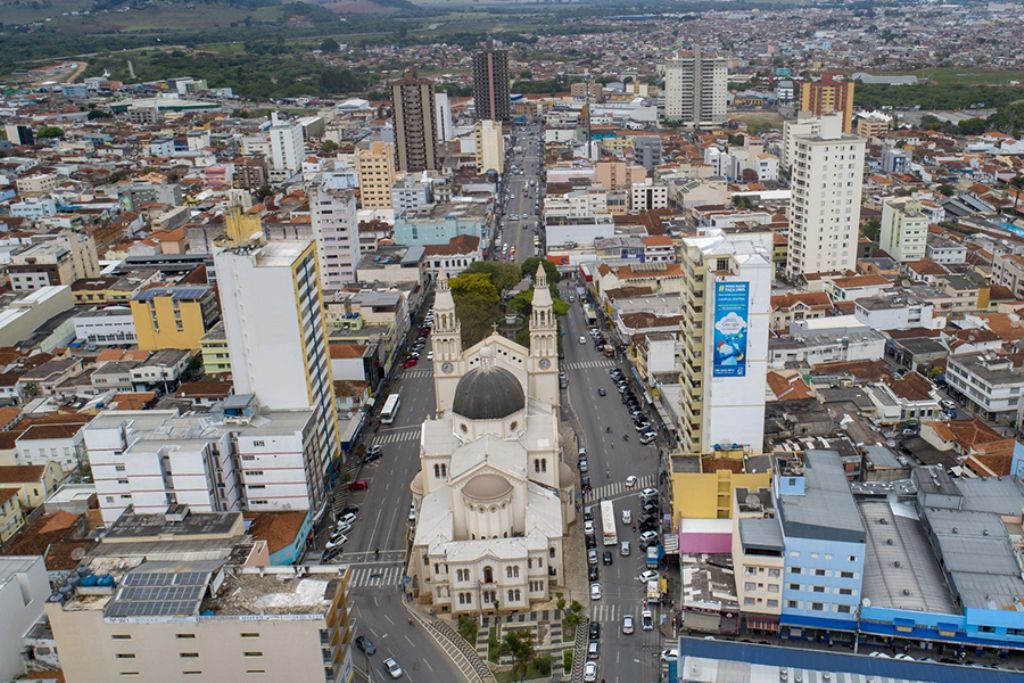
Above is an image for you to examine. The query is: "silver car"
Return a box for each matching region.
[622,614,635,634]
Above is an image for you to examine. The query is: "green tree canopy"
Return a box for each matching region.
[463,261,522,294]
[36,126,64,139]
[520,257,559,285]
[957,117,988,135]
[500,629,536,682]
[449,272,501,348]
[319,38,340,53]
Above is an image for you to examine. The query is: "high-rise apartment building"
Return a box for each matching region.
[677,229,772,455]
[879,197,929,263]
[355,141,396,210]
[269,114,304,176]
[799,72,855,134]
[662,48,728,127]
[785,132,865,278]
[310,172,360,288]
[435,92,454,142]
[780,112,843,172]
[474,119,505,174]
[216,239,341,474]
[472,43,511,121]
[3,124,34,146]
[390,71,440,173]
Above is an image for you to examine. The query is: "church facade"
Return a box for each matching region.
[408,266,575,615]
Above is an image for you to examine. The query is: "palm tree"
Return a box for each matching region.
[500,629,536,682]
[1010,174,1024,214]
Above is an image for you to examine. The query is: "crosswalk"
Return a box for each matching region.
[565,359,615,370]
[347,564,405,590]
[590,603,638,624]
[402,369,434,379]
[584,474,656,503]
[372,428,419,445]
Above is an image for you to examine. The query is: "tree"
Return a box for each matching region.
[1010,174,1024,213]
[500,629,536,682]
[861,216,881,242]
[319,38,340,53]
[937,183,955,197]
[463,260,522,294]
[957,117,988,136]
[520,257,559,285]
[450,272,499,303]
[36,126,64,139]
[450,269,502,347]
[563,600,584,631]
[87,109,111,120]
[321,139,339,154]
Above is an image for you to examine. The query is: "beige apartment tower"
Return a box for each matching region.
[355,141,396,209]
[390,70,440,173]
[474,119,505,174]
[785,132,866,279]
[663,48,728,127]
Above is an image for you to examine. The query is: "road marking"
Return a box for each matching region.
[401,369,434,379]
[384,614,394,625]
[584,474,656,503]
[373,430,420,446]
[565,359,615,370]
[404,635,416,647]
[423,659,433,671]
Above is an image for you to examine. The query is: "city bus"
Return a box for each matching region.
[600,500,617,547]
[380,394,401,424]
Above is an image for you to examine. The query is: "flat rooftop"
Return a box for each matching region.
[103,508,242,541]
[201,567,347,616]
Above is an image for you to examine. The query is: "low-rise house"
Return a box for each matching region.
[0,489,25,543]
[0,462,63,508]
[944,352,1024,423]
[920,419,1015,476]
[129,348,193,393]
[770,291,833,333]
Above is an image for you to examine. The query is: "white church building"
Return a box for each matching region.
[408,266,575,614]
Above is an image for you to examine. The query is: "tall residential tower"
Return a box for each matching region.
[390,70,440,173]
[472,43,511,122]
[663,48,728,128]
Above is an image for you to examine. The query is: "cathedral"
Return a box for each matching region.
[407,265,575,615]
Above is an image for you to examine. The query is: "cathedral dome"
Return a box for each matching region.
[463,473,513,501]
[452,359,525,421]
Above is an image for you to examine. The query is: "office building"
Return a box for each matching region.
[45,513,354,683]
[472,43,511,121]
[662,48,728,127]
[216,239,341,474]
[4,124,34,146]
[130,285,220,351]
[310,172,360,289]
[785,132,865,278]
[878,197,928,263]
[269,114,304,176]
[390,70,440,173]
[435,92,454,142]
[799,73,855,133]
[881,146,911,174]
[473,119,505,174]
[677,229,772,455]
[355,141,396,209]
[780,112,843,172]
[9,230,100,291]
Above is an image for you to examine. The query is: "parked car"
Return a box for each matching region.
[640,487,659,501]
[639,530,658,545]
[348,480,369,491]
[639,570,659,583]
[355,635,376,656]
[660,649,678,663]
[590,583,602,600]
[583,661,598,682]
[584,520,595,535]
[639,431,657,445]
[325,534,348,551]
[578,459,589,473]
[332,523,351,536]
[587,549,598,566]
[364,445,383,463]
[589,622,601,641]
[587,641,599,660]
[338,512,358,526]
[408,505,416,522]
[588,565,599,581]
[383,657,404,679]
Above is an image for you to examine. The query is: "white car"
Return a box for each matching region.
[333,522,352,535]
[660,648,678,663]
[383,657,403,678]
[639,570,659,583]
[579,336,587,344]
[426,351,434,360]
[621,509,632,525]
[325,534,348,551]
[338,512,357,526]
[590,583,602,600]
[639,530,658,545]
[641,608,654,631]
[622,614,634,634]
[584,520,595,535]
[640,487,658,500]
[408,505,416,522]
[583,661,598,682]
[625,475,638,488]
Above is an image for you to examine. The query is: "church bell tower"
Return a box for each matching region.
[528,264,560,407]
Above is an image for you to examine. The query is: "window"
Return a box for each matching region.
[244,652,263,657]
[787,600,798,609]
[811,603,824,611]
[116,654,136,659]
[789,583,800,591]
[241,633,259,638]
[814,569,826,577]
[840,571,854,579]
[790,567,801,574]
[112,635,132,640]
[837,605,851,614]
[176,634,195,639]
[848,555,857,563]
[812,586,825,593]
[745,582,755,591]
[838,588,852,596]
[180,653,199,658]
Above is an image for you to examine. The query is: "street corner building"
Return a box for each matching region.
[406,267,575,614]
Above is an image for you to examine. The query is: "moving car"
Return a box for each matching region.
[590,583,602,600]
[661,649,678,663]
[364,445,383,463]
[621,509,632,525]
[639,570,659,583]
[622,614,634,635]
[403,358,418,368]
[620,541,631,557]
[383,657,404,679]
[408,505,416,522]
[579,336,587,344]
[602,551,613,566]
[641,609,654,631]
[597,387,606,396]
[355,635,376,655]
[625,475,638,488]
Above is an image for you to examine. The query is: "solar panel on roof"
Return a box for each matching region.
[106,570,211,619]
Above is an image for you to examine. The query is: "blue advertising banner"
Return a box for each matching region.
[712,281,749,378]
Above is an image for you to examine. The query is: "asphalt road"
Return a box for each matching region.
[559,281,669,683]
[496,123,544,265]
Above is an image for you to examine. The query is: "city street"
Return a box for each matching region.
[558,281,669,683]
[498,123,544,265]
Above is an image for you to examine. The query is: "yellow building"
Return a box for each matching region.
[0,488,25,543]
[0,462,63,509]
[355,141,396,210]
[71,276,144,306]
[799,73,855,133]
[200,321,231,376]
[221,205,263,247]
[730,486,784,625]
[670,452,773,520]
[474,119,505,174]
[131,285,220,351]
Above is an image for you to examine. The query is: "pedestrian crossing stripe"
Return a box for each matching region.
[402,369,434,379]
[347,565,404,589]
[584,474,656,503]
[565,359,615,370]
[590,603,636,624]
[372,429,420,446]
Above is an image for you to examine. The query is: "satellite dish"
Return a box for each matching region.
[744,493,761,510]
[862,598,871,607]
[71,547,86,561]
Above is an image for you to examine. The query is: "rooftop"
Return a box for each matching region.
[777,450,865,544]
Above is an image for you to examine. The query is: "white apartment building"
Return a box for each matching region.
[879,197,929,263]
[945,353,1024,423]
[0,556,50,682]
[780,112,843,172]
[84,404,320,523]
[630,179,669,212]
[310,172,360,289]
[73,306,138,346]
[474,119,504,174]
[785,132,865,279]
[436,92,454,142]
[269,116,304,176]
[216,239,341,483]
[544,190,609,218]
[677,229,773,454]
[663,48,728,127]
[854,292,934,331]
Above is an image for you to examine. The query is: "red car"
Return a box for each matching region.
[348,480,369,491]
[403,358,418,368]
[419,327,431,336]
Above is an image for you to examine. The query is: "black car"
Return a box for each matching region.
[602,551,613,566]
[337,506,359,518]
[598,387,607,396]
[355,635,377,656]
[588,565,599,581]
[581,475,591,490]
[589,622,601,641]
[583,506,594,522]
[586,535,597,549]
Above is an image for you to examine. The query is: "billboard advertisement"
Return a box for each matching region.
[712,281,749,378]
